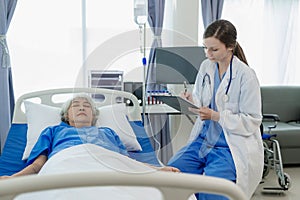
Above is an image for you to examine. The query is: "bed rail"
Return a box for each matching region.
[0,171,247,200]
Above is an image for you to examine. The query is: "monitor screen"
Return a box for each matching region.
[155,46,206,84]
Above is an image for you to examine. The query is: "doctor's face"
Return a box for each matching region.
[203,37,233,63]
[67,98,94,127]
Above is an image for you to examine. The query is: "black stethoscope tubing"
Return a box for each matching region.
[201,55,234,103]
[217,54,234,96]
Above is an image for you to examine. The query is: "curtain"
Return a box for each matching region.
[145,0,172,164]
[262,0,299,85]
[0,0,17,152]
[222,0,300,85]
[201,0,224,28]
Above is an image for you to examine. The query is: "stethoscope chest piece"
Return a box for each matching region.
[223,94,229,102]
[221,55,234,103]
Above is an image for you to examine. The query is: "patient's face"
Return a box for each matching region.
[67,98,94,128]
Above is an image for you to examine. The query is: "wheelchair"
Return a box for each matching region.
[261,114,292,191]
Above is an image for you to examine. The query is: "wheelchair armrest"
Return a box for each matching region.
[263,114,280,122]
[262,114,280,131]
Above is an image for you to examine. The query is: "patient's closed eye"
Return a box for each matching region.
[71,103,91,108]
[83,103,91,108]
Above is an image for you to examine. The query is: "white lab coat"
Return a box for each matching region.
[189,56,263,199]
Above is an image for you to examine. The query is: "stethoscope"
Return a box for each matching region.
[202,55,234,103]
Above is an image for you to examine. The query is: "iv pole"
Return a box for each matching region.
[134,0,148,122]
[139,23,147,122]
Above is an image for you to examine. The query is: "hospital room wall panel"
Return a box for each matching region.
[169,115,194,154]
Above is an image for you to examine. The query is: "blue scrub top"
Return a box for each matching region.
[27,122,128,165]
[199,67,229,148]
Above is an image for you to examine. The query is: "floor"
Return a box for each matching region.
[251,165,300,200]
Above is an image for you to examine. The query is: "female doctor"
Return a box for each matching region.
[167,19,263,200]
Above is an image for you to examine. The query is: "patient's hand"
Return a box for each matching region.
[0,175,11,180]
[144,163,180,172]
[158,166,180,173]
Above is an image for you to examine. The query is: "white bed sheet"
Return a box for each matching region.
[15,144,195,200]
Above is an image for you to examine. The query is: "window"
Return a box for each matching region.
[8,0,144,99]
[9,0,81,99]
[82,0,144,88]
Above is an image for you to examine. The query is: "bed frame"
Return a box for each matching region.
[0,171,247,200]
[0,88,247,200]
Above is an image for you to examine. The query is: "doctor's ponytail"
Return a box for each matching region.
[234,42,248,65]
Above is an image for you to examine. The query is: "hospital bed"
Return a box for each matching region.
[0,88,247,200]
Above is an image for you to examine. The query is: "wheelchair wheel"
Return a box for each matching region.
[263,157,270,178]
[278,172,291,190]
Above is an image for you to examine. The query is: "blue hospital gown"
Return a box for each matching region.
[27,122,128,165]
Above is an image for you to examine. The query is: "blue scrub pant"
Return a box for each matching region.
[167,137,236,200]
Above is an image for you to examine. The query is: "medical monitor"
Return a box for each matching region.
[155,46,206,84]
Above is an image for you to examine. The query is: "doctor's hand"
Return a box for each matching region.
[189,107,220,121]
[181,92,194,103]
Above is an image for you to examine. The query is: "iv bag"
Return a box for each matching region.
[134,0,147,25]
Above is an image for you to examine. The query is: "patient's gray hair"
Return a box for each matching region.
[60,93,99,126]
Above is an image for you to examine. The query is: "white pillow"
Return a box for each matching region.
[22,101,61,160]
[22,101,141,160]
[97,103,142,151]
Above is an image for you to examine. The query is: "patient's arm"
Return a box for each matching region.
[156,166,180,172]
[0,155,47,179]
[143,163,180,173]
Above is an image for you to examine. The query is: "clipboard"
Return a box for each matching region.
[153,96,199,115]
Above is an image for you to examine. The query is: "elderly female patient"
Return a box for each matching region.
[0,94,179,179]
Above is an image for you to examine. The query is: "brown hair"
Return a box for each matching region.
[203,19,248,65]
